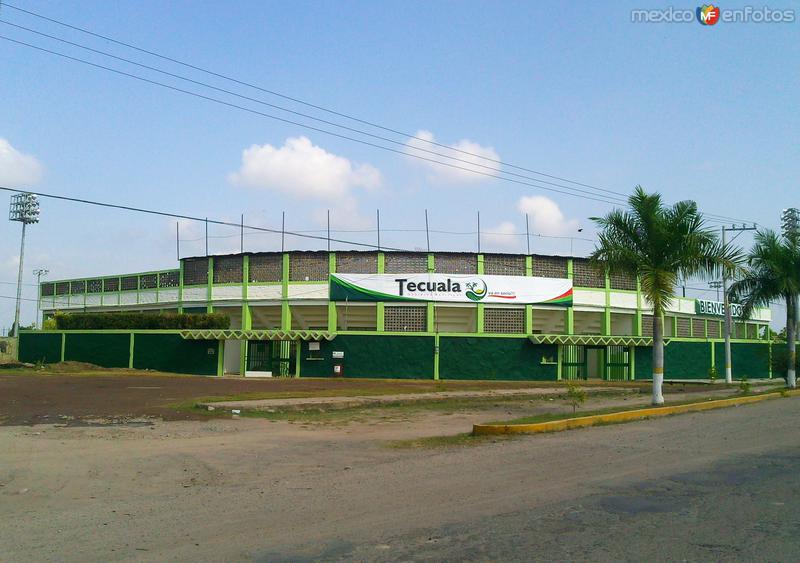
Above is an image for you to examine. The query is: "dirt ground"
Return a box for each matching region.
[1,388,798,561]
[0,367,720,426]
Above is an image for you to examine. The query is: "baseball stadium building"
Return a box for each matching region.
[21,250,774,380]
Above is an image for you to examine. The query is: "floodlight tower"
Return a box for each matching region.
[9,193,40,337]
[782,208,799,238]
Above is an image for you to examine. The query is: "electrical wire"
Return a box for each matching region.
[0,2,765,227]
[0,185,410,252]
[0,25,761,224]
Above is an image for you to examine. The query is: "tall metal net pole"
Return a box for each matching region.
[13,221,27,336]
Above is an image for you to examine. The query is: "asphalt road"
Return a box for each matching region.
[2,395,799,561]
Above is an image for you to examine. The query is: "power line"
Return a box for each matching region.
[0,34,635,208]
[0,185,410,252]
[0,15,758,224]
[0,2,765,226]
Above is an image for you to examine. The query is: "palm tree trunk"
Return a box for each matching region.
[787,294,797,389]
[652,313,665,405]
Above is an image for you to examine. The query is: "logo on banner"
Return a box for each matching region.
[465,280,487,301]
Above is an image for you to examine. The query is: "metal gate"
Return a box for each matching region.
[246,340,296,376]
[606,345,630,381]
[562,345,587,380]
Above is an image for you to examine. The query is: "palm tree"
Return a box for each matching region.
[591,187,738,405]
[729,230,799,388]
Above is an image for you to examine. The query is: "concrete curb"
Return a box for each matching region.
[472,389,800,436]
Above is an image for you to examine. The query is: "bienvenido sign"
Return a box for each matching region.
[695,299,744,318]
[329,273,573,305]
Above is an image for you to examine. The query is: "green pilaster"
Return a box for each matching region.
[476,254,485,333]
[704,318,709,339]
[377,252,385,331]
[603,269,611,335]
[206,257,214,313]
[217,340,224,376]
[178,260,184,313]
[566,259,574,335]
[427,253,435,332]
[635,277,643,336]
[240,256,251,377]
[556,345,563,381]
[129,333,135,369]
[672,315,678,337]
[328,253,337,331]
[629,345,635,380]
[281,253,291,330]
[60,332,65,362]
[433,333,440,380]
[525,255,533,334]
[710,341,715,368]
[295,341,301,378]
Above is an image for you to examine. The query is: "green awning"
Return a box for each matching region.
[179,329,336,341]
[529,334,655,347]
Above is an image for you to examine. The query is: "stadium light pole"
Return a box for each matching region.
[33,268,48,329]
[9,193,41,337]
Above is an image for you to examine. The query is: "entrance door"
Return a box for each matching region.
[586,347,605,379]
[606,345,630,381]
[246,341,296,376]
[562,345,587,380]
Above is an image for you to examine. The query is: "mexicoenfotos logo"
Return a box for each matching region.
[697,4,721,25]
[631,5,795,24]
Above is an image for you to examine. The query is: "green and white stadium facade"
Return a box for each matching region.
[21,251,774,380]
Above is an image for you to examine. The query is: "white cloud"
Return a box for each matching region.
[483,221,519,249]
[229,136,381,201]
[0,138,43,187]
[517,195,581,236]
[405,130,500,185]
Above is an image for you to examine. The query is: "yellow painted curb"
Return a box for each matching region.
[473,389,800,436]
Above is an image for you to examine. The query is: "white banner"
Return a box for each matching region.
[330,273,573,305]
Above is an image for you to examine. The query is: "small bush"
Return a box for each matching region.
[53,312,230,330]
[738,376,751,395]
[566,382,587,414]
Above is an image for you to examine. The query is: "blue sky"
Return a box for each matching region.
[1,0,798,330]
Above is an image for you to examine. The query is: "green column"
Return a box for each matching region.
[566,259,574,335]
[476,254,484,333]
[217,340,224,376]
[377,252,385,331]
[206,257,214,313]
[327,253,337,331]
[525,256,533,334]
[128,333,135,369]
[295,340,301,378]
[426,253,435,333]
[603,269,611,336]
[629,345,635,381]
[281,253,291,330]
[178,260,184,313]
[556,345,563,381]
[635,277,643,336]
[433,333,440,380]
[240,256,251,376]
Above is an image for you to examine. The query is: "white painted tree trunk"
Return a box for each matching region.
[652,314,665,405]
[787,295,797,389]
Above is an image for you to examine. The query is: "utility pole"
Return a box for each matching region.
[709,280,723,301]
[722,223,757,383]
[9,193,40,337]
[33,268,48,329]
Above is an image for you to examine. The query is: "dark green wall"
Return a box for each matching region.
[439,337,558,381]
[715,342,771,379]
[301,335,434,379]
[133,333,218,375]
[18,332,62,364]
[65,333,130,368]
[634,346,652,380]
[664,341,712,379]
